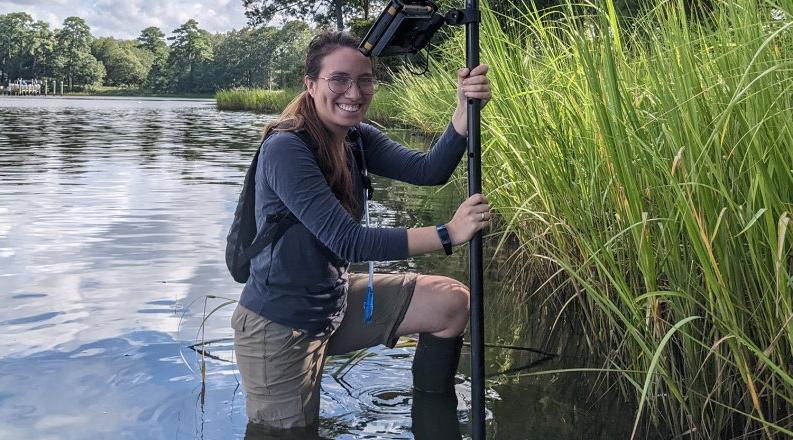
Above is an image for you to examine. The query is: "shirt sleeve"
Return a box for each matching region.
[361,122,467,185]
[259,131,409,263]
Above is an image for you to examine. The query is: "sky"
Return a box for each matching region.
[0,0,252,40]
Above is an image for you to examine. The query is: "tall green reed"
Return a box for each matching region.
[215,88,298,113]
[215,86,404,126]
[393,0,793,437]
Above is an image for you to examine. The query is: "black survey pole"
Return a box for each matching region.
[465,0,485,438]
[357,1,485,436]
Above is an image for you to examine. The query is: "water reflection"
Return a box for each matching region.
[0,96,639,439]
[0,331,245,439]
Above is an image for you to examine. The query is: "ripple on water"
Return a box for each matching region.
[68,348,106,358]
[1,312,62,326]
[10,293,48,299]
[353,385,413,416]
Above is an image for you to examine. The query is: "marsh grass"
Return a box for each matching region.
[394,0,793,437]
[215,86,405,126]
[215,88,298,113]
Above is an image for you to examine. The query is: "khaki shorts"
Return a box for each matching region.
[232,272,418,429]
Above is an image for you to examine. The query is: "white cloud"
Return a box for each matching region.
[0,0,250,39]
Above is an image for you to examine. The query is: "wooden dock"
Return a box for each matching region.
[1,80,65,96]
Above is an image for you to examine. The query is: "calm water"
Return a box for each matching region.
[0,96,636,439]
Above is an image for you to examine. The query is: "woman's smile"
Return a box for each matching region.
[337,103,362,113]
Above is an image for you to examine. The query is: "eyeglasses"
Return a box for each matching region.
[317,76,378,95]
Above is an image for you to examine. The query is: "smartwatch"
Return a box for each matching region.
[435,224,453,256]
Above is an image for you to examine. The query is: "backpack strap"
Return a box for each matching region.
[242,212,299,261]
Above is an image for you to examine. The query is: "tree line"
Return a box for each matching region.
[0,12,312,94]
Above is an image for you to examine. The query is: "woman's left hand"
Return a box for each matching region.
[452,64,491,136]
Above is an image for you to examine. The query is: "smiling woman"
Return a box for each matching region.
[229,31,492,434]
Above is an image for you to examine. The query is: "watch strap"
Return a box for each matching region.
[435,224,453,256]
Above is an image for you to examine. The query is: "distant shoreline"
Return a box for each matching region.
[0,94,215,102]
[67,91,215,99]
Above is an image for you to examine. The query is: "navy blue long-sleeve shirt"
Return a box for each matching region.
[239,122,467,335]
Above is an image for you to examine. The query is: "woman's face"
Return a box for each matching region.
[306,47,374,136]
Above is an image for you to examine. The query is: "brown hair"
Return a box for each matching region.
[264,31,371,219]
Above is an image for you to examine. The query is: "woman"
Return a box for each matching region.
[232,31,492,433]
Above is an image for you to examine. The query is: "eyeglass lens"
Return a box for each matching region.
[328,77,376,95]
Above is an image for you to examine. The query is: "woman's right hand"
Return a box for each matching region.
[446,193,491,245]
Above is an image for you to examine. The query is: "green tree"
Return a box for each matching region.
[0,12,34,82]
[212,21,311,90]
[271,21,311,88]
[92,37,153,86]
[0,13,58,82]
[136,27,170,92]
[53,16,104,90]
[165,19,214,92]
[137,26,168,55]
[29,20,55,78]
[212,26,273,88]
[242,0,382,30]
[144,55,170,92]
